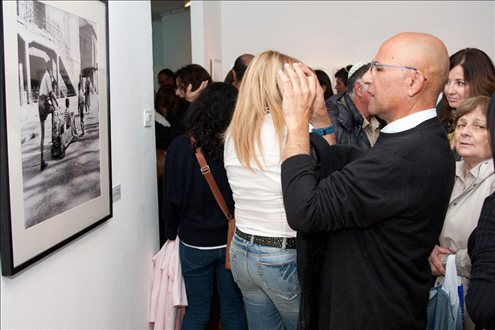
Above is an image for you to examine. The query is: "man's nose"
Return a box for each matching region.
[362,69,372,84]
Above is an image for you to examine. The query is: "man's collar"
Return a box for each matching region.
[381,109,437,133]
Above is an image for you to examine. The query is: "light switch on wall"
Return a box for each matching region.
[144,109,153,127]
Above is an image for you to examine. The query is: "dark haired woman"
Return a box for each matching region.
[174,64,212,102]
[334,64,352,94]
[437,48,495,147]
[162,82,247,330]
[169,64,212,134]
[315,69,334,101]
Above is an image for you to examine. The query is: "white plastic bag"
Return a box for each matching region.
[427,254,464,330]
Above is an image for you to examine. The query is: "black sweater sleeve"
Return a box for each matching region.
[466,192,495,329]
[281,145,412,233]
[281,124,454,234]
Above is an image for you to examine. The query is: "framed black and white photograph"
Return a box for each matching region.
[0,0,111,276]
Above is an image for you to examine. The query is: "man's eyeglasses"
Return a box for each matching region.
[370,61,427,81]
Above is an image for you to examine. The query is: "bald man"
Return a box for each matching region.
[231,53,254,89]
[279,33,455,329]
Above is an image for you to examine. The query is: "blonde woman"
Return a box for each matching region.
[223,51,331,330]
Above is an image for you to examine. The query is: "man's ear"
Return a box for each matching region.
[354,81,363,97]
[407,71,426,97]
[232,69,238,82]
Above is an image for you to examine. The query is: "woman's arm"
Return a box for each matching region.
[466,194,495,326]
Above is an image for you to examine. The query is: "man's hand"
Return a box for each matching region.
[279,63,316,129]
[278,63,318,159]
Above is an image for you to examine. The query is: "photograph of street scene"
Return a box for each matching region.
[17,0,102,229]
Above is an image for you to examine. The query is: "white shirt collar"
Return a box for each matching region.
[381,108,437,133]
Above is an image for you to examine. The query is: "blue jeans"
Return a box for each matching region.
[229,233,301,330]
[179,242,248,330]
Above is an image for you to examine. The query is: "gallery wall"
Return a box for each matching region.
[1,1,158,329]
[192,1,495,88]
[152,8,192,92]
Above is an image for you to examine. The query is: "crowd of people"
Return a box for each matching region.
[155,33,495,330]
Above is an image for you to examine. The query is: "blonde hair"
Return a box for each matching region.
[224,50,299,170]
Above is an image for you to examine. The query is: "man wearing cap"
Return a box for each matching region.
[326,62,382,150]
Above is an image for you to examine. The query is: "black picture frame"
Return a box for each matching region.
[1,0,111,276]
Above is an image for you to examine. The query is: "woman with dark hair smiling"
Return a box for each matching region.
[162,82,247,330]
[438,48,495,147]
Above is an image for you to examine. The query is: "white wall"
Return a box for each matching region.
[191,1,205,68]
[1,1,159,329]
[192,1,495,89]
[201,1,223,80]
[152,8,192,91]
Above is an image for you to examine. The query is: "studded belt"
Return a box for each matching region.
[235,228,297,249]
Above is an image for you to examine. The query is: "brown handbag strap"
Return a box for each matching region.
[190,136,233,221]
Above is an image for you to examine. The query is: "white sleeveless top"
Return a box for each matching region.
[224,113,297,238]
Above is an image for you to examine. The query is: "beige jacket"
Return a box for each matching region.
[436,158,495,329]
[439,158,495,278]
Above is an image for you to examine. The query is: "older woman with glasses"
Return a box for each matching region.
[429,95,495,330]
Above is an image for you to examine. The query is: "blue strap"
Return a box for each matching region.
[458,285,464,320]
[433,286,440,330]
